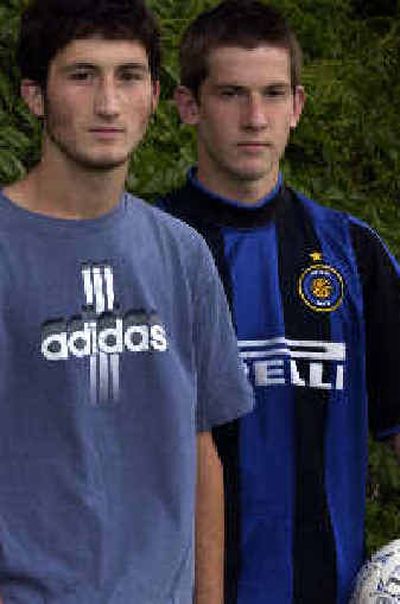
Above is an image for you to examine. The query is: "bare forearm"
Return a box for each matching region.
[195,432,224,604]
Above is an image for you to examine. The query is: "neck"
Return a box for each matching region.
[197,162,279,205]
[3,148,128,220]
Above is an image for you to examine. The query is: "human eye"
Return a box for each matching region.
[118,67,147,83]
[263,86,290,100]
[219,87,244,99]
[68,67,95,83]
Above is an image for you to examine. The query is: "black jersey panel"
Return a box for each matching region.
[296,193,370,604]
[275,189,337,604]
[350,218,400,437]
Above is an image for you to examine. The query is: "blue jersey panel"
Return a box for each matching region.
[223,226,295,603]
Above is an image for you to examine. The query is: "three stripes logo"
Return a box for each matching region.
[239,337,346,391]
[82,264,115,315]
[82,264,119,406]
[41,264,168,405]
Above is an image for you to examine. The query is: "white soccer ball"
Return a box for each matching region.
[350,539,400,603]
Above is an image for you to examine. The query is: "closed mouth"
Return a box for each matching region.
[89,128,125,133]
[237,142,271,147]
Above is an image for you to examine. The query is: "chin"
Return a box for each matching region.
[235,159,278,181]
[231,168,272,182]
[73,153,129,171]
[88,159,128,171]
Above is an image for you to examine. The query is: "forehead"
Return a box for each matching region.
[206,45,291,85]
[50,38,149,70]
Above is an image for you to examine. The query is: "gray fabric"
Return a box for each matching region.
[0,192,253,602]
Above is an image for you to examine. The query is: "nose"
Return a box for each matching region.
[94,76,120,118]
[242,93,268,130]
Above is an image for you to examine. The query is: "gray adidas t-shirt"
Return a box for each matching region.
[0,192,253,603]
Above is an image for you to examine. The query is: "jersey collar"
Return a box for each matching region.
[168,167,287,229]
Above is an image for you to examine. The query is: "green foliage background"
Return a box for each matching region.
[0,0,399,556]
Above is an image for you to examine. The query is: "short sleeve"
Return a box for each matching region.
[350,218,400,439]
[191,238,254,432]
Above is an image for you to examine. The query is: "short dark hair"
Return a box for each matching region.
[17,0,161,86]
[180,0,302,98]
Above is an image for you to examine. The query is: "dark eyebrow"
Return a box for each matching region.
[62,63,97,72]
[117,63,149,72]
[62,62,149,72]
[214,82,291,92]
[264,83,291,90]
[216,83,244,88]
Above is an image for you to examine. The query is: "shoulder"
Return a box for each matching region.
[348,214,397,259]
[290,188,348,225]
[125,193,209,253]
[291,188,391,246]
[291,188,399,278]
[290,188,389,249]
[124,193,219,284]
[348,215,400,282]
[284,187,353,249]
[126,192,191,231]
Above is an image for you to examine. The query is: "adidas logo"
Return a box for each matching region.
[40,264,168,405]
[41,314,168,361]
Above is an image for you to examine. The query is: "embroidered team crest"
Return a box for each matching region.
[298,252,344,312]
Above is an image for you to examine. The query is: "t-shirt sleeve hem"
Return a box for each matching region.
[196,396,254,433]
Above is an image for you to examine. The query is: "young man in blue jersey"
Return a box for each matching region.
[0,1,254,602]
[159,1,400,603]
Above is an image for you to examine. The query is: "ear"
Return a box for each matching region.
[21,79,45,118]
[290,85,306,129]
[151,79,160,114]
[174,85,200,126]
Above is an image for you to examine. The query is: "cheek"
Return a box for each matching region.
[45,102,73,134]
[202,100,237,126]
[200,107,236,145]
[45,92,85,133]
[271,110,293,139]
[198,120,224,150]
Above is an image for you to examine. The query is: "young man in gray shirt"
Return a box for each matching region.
[0,1,253,602]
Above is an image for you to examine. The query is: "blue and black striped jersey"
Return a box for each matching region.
[159,174,400,604]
